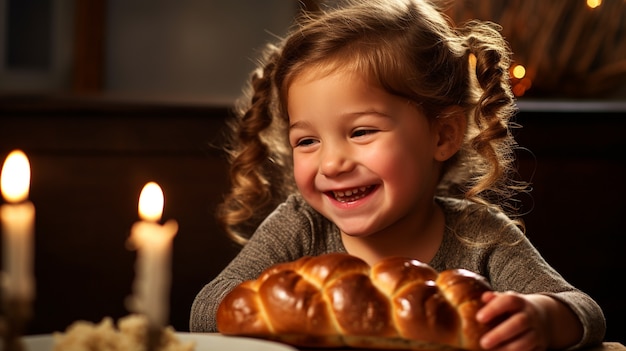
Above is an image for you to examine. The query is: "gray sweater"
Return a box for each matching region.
[190,194,605,348]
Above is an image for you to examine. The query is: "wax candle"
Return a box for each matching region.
[1,150,35,301]
[127,182,178,328]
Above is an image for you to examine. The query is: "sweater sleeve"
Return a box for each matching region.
[544,291,607,350]
[189,194,341,332]
[432,197,606,349]
[488,234,606,349]
[485,220,605,349]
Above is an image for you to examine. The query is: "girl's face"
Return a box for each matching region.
[287,69,446,238]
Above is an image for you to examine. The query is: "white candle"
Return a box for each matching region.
[128,182,178,328]
[1,150,35,301]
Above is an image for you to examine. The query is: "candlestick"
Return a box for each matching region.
[126,182,177,351]
[1,150,35,351]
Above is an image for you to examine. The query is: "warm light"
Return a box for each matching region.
[586,0,602,9]
[129,181,177,328]
[512,65,526,79]
[1,150,31,203]
[138,182,164,222]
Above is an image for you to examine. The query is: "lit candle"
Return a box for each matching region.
[127,182,178,329]
[1,150,35,301]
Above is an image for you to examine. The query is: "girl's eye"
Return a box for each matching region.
[295,138,317,147]
[352,129,378,138]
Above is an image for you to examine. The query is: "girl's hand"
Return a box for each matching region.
[476,291,558,351]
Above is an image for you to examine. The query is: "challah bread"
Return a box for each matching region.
[217,253,493,350]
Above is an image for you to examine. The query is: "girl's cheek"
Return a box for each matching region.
[293,158,315,188]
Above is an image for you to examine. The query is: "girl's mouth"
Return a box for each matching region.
[329,185,375,203]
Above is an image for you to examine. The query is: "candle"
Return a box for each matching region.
[127,182,178,329]
[1,150,35,301]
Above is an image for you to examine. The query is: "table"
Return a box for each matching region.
[589,343,626,351]
[293,343,625,351]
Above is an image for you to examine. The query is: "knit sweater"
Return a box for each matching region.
[190,194,605,348]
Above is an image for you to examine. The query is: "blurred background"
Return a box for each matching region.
[0,0,299,103]
[1,0,625,100]
[1,0,625,345]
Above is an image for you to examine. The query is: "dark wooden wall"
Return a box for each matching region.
[0,96,240,335]
[513,101,626,344]
[0,96,624,344]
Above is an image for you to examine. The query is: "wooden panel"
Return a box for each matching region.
[514,107,626,344]
[72,0,106,92]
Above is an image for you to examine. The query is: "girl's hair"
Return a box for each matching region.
[218,0,527,245]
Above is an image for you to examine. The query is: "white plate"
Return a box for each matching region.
[22,332,299,351]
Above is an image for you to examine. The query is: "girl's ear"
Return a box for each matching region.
[433,106,467,162]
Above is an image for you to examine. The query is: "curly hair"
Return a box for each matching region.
[217,0,527,245]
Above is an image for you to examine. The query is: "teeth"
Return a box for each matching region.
[333,186,371,202]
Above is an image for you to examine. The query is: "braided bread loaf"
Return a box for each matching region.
[217,253,493,350]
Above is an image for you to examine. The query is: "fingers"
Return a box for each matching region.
[477,291,524,324]
[477,291,549,351]
[483,328,543,351]
[480,308,531,349]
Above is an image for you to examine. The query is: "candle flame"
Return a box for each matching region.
[1,150,31,203]
[138,182,164,222]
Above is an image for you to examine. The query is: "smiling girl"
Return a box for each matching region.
[190,1,606,350]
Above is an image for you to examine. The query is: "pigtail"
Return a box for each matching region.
[217,44,295,245]
[460,21,523,212]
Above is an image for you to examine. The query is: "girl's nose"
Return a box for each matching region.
[319,145,355,177]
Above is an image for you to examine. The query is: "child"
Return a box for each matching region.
[190,0,606,350]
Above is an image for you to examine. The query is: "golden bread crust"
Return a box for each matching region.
[217,253,492,350]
